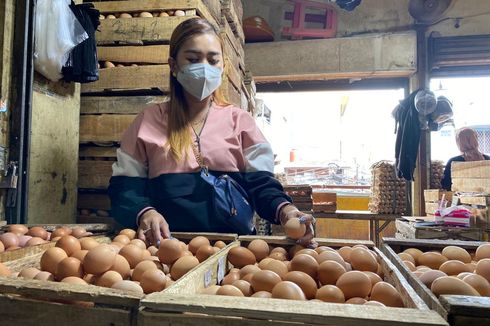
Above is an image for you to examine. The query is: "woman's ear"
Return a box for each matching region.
[168,57,177,77]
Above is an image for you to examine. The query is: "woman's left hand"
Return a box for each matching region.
[279,204,318,248]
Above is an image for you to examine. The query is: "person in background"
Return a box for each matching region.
[441,127,490,190]
[108,18,315,247]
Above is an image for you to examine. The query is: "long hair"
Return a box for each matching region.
[167,18,230,161]
[456,127,484,161]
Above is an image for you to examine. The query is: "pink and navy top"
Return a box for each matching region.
[108,102,291,233]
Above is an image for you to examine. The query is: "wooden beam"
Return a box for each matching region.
[78,193,112,210]
[81,65,170,93]
[81,96,166,114]
[98,45,169,64]
[79,146,118,158]
[78,160,114,189]
[79,114,136,143]
[451,178,490,193]
[452,161,490,178]
[245,32,416,82]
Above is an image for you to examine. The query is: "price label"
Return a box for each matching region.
[217,256,226,284]
[204,269,212,288]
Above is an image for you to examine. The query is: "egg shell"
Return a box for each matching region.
[80,237,99,250]
[466,262,477,272]
[119,13,132,18]
[419,270,447,288]
[251,270,282,292]
[56,235,81,256]
[296,249,318,258]
[113,235,131,245]
[337,246,353,263]
[268,252,287,261]
[263,259,288,280]
[165,279,175,289]
[370,281,404,307]
[258,258,274,269]
[271,281,306,300]
[232,280,253,296]
[475,258,490,282]
[315,246,335,254]
[96,270,123,288]
[215,284,244,296]
[457,272,474,280]
[0,232,20,248]
[336,271,372,299]
[61,276,87,285]
[34,271,54,281]
[119,229,136,240]
[41,247,68,274]
[130,239,147,250]
[106,14,116,19]
[157,239,183,265]
[110,254,131,279]
[170,256,199,280]
[345,297,367,304]
[222,270,240,285]
[284,218,306,239]
[290,254,319,279]
[398,253,416,265]
[239,264,261,279]
[316,250,346,267]
[28,227,49,240]
[112,280,144,294]
[196,245,215,263]
[19,267,41,279]
[439,260,472,276]
[132,260,161,281]
[84,244,117,275]
[0,241,4,253]
[251,291,272,298]
[475,244,490,261]
[442,246,472,263]
[247,239,270,261]
[26,237,46,247]
[364,271,383,287]
[120,244,144,268]
[214,240,226,249]
[200,285,221,295]
[139,11,153,18]
[71,227,87,239]
[365,300,386,307]
[284,271,317,299]
[188,236,210,255]
[56,257,84,280]
[462,274,490,296]
[9,224,28,235]
[18,235,32,247]
[141,269,167,294]
[174,10,185,16]
[431,276,480,297]
[158,12,169,17]
[350,247,378,272]
[403,260,417,271]
[242,273,254,284]
[228,246,256,268]
[418,252,448,269]
[51,227,71,238]
[318,260,346,285]
[316,285,345,303]
[403,248,424,264]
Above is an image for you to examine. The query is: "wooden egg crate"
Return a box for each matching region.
[382,237,490,325]
[140,236,447,326]
[220,0,245,44]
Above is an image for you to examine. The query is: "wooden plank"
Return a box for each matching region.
[382,237,483,251]
[459,195,490,206]
[81,65,170,93]
[79,146,118,158]
[0,294,132,326]
[221,0,245,44]
[0,242,55,263]
[77,193,112,210]
[201,0,221,22]
[220,18,245,69]
[451,178,490,193]
[226,57,242,90]
[81,96,166,114]
[245,32,416,83]
[451,161,490,179]
[98,45,169,64]
[424,190,453,203]
[78,160,114,189]
[79,114,136,143]
[439,295,490,318]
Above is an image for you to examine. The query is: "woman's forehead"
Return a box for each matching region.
[179,33,221,54]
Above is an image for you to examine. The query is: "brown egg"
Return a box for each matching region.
[119,13,132,18]
[318,261,346,285]
[466,262,477,272]
[475,259,490,282]
[80,237,99,250]
[84,244,117,275]
[0,241,3,253]
[200,285,221,295]
[316,285,345,303]
[476,244,490,261]
[19,267,41,279]
[398,253,415,265]
[61,276,87,285]
[216,285,244,297]
[18,235,32,247]
[284,218,306,239]
[284,260,291,271]
[6,246,20,251]
[418,252,448,269]
[457,272,474,280]
[179,241,188,251]
[96,270,123,288]
[272,281,306,300]
[336,271,372,299]
[120,244,144,268]
[417,265,431,271]
[188,236,210,255]
[232,280,253,296]
[130,239,147,250]
[290,254,318,279]
[106,14,116,19]
[251,291,272,298]
[439,260,472,276]
[346,297,367,304]
[170,256,199,280]
[247,239,270,261]
[196,245,215,263]
[9,224,28,235]
[315,246,335,254]
[0,232,19,248]
[25,237,46,247]
[34,271,54,281]
[112,280,144,294]
[364,271,383,287]
[431,276,480,297]
[402,260,416,271]
[113,235,131,245]
[147,246,158,256]
[214,240,226,249]
[296,249,318,258]
[70,227,87,239]
[132,260,161,281]
[242,273,254,284]
[337,246,353,263]
[28,227,49,240]
[365,300,386,307]
[251,270,282,292]
[228,246,256,268]
[350,247,378,272]
[419,270,447,288]
[284,271,317,299]
[157,239,183,265]
[263,259,288,279]
[139,11,153,18]
[370,281,404,307]
[164,279,175,289]
[271,247,288,255]
[0,263,12,276]
[158,11,169,17]
[269,252,287,261]
[110,254,131,279]
[56,257,84,280]
[316,250,346,267]
[258,257,274,269]
[41,247,68,274]
[141,269,167,294]
[463,274,490,296]
[119,229,136,240]
[442,246,472,263]
[239,265,261,279]
[56,235,81,256]
[403,248,424,264]
[51,227,71,238]
[221,270,240,285]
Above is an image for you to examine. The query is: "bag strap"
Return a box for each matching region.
[191,141,209,174]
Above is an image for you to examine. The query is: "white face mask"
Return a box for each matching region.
[176,63,222,101]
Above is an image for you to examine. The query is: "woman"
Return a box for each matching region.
[441,127,490,190]
[108,18,315,247]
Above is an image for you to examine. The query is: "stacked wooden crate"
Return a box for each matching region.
[78,1,250,221]
[451,161,490,193]
[284,185,313,212]
[424,189,453,217]
[430,160,445,189]
[368,161,406,214]
[312,191,337,213]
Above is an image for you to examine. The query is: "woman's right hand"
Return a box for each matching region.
[137,209,171,247]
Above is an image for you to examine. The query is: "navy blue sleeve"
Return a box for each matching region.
[441,159,452,191]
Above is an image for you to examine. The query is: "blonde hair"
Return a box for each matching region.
[167,18,230,161]
[456,127,484,161]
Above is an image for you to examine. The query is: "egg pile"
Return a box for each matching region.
[99,10,187,21]
[0,225,93,253]
[202,240,405,307]
[0,231,226,296]
[398,244,490,297]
